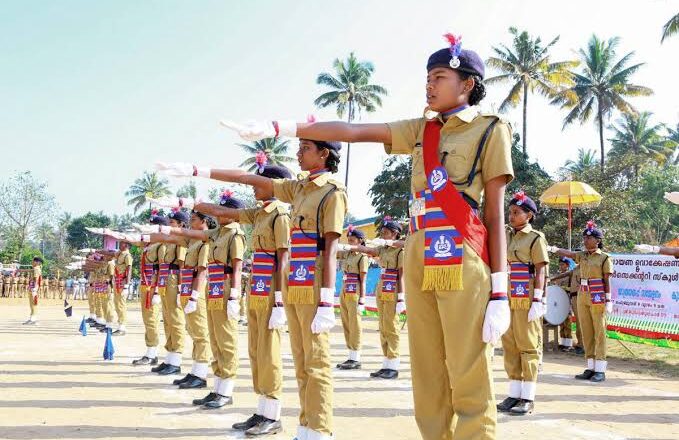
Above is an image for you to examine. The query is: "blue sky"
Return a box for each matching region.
[1,0,677,220]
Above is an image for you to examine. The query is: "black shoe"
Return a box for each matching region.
[203,394,233,409]
[575,369,595,380]
[94,323,106,329]
[173,373,194,385]
[574,346,585,355]
[151,362,168,373]
[509,399,534,416]
[112,330,126,336]
[560,346,575,353]
[99,327,110,333]
[88,322,99,328]
[370,369,386,378]
[245,418,282,437]
[193,392,218,406]
[233,414,265,431]
[86,318,95,323]
[132,356,158,366]
[178,375,207,389]
[590,372,606,382]
[157,364,181,376]
[496,397,521,412]
[378,369,398,379]
[337,360,361,370]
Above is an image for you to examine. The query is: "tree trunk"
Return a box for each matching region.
[598,106,605,171]
[522,82,528,156]
[345,101,354,189]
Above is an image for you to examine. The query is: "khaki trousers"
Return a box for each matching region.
[185,288,211,363]
[248,293,282,399]
[114,289,127,325]
[501,309,540,382]
[577,292,607,360]
[140,286,160,347]
[377,298,400,359]
[162,274,185,354]
[339,292,361,351]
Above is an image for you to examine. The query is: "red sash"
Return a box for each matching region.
[422,120,489,265]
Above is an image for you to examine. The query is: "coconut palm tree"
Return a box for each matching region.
[237,138,295,172]
[125,172,172,213]
[609,112,675,180]
[314,52,388,188]
[666,123,679,165]
[562,148,599,178]
[176,181,197,199]
[661,13,679,43]
[486,27,577,156]
[551,35,653,171]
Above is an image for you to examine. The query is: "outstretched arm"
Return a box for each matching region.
[193,202,240,220]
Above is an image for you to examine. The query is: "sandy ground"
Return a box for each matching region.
[0,298,678,440]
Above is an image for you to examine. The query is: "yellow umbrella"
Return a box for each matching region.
[540,181,602,249]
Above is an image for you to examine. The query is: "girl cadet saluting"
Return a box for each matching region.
[337,217,406,379]
[335,225,370,372]
[140,193,246,408]
[496,192,548,416]
[155,138,347,440]
[220,33,514,440]
[181,155,292,437]
[549,221,613,382]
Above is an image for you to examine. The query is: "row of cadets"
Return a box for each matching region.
[154,137,347,440]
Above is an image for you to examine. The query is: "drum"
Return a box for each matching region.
[545,285,570,325]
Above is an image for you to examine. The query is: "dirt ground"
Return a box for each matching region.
[0,298,678,440]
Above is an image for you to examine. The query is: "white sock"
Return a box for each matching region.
[306,428,334,440]
[349,350,360,362]
[191,362,209,379]
[508,380,522,398]
[587,358,594,370]
[216,378,234,397]
[521,381,536,401]
[118,324,126,332]
[145,346,158,358]
[262,398,282,421]
[594,360,607,373]
[385,357,400,370]
[256,395,266,416]
[561,338,573,347]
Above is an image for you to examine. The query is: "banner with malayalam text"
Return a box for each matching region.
[609,254,679,345]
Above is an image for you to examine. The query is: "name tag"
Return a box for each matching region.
[409,196,425,217]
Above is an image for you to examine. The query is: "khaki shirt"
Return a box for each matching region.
[185,238,209,268]
[161,242,188,265]
[272,173,348,238]
[377,246,404,270]
[31,266,42,283]
[115,250,133,275]
[342,251,370,274]
[239,200,291,251]
[208,223,246,265]
[385,106,514,204]
[106,260,116,278]
[506,224,549,266]
[145,242,166,264]
[575,250,612,280]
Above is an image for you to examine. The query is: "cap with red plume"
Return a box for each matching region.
[427,33,485,78]
[381,216,403,234]
[583,220,603,239]
[149,208,169,226]
[346,223,365,241]
[509,190,538,214]
[168,207,190,225]
[219,189,244,209]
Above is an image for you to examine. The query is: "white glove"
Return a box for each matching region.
[546,245,558,253]
[31,288,38,297]
[605,292,613,314]
[151,293,161,305]
[336,243,353,252]
[527,288,545,322]
[311,287,336,334]
[220,119,297,142]
[184,298,198,314]
[132,223,160,234]
[268,306,287,329]
[357,301,365,314]
[154,162,210,178]
[121,233,146,243]
[482,272,510,345]
[226,288,240,320]
[370,238,395,247]
[664,191,679,205]
[634,244,660,254]
[395,292,406,314]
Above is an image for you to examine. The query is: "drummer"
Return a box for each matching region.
[497,192,548,416]
[549,257,583,354]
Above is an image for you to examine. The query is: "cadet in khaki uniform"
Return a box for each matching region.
[130,212,169,366]
[550,221,613,382]
[99,257,116,331]
[112,242,133,335]
[23,257,43,324]
[497,192,548,416]
[19,273,27,298]
[340,218,406,379]
[146,209,189,376]
[219,34,515,440]
[549,257,581,352]
[335,226,369,371]
[154,139,347,440]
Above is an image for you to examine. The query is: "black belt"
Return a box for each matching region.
[168,264,180,270]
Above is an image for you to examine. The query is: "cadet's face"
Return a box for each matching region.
[508,205,532,229]
[583,235,599,250]
[169,219,180,228]
[119,243,128,251]
[347,235,360,246]
[559,262,569,273]
[189,213,204,230]
[380,227,397,240]
[426,68,472,112]
[297,140,327,171]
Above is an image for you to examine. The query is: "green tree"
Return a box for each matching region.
[486,27,577,156]
[661,12,679,43]
[34,222,55,259]
[125,171,171,213]
[237,138,295,171]
[66,212,111,250]
[314,52,388,188]
[560,148,599,178]
[368,157,412,220]
[176,181,197,199]
[551,35,653,170]
[608,112,675,180]
[666,123,679,165]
